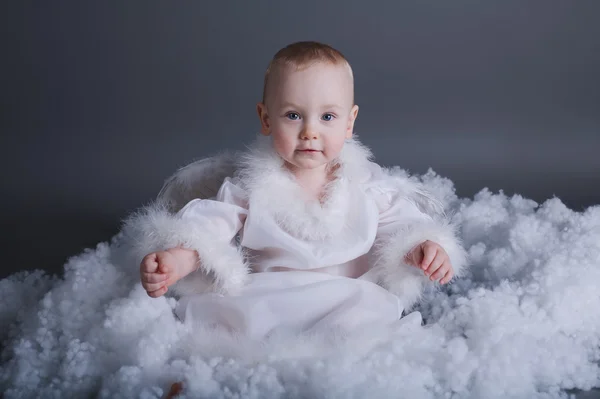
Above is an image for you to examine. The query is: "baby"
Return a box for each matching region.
[125,41,467,341]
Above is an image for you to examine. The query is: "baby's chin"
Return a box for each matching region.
[282,155,331,172]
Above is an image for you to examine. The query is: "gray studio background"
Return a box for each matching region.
[2,1,599,279]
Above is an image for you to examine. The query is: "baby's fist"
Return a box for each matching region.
[404,240,454,284]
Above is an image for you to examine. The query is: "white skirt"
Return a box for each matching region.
[175,271,411,340]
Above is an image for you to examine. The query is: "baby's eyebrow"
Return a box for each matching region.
[279,102,302,110]
[321,104,343,111]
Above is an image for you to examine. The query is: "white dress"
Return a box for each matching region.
[123,137,466,339]
[172,176,429,339]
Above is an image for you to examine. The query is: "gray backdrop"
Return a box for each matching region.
[2,1,599,279]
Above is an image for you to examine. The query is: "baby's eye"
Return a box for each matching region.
[286,112,300,121]
[322,113,335,121]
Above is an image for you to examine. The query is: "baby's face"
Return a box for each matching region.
[257,62,359,173]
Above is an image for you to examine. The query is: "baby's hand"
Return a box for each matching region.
[140,248,198,298]
[404,240,454,284]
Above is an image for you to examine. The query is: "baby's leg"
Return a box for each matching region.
[163,382,184,399]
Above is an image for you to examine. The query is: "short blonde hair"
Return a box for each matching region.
[262,41,353,103]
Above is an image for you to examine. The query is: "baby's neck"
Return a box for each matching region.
[286,163,333,201]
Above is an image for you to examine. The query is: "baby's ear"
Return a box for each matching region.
[256,103,271,135]
[346,104,359,138]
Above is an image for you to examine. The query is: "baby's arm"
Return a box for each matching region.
[139,247,199,298]
[369,180,467,309]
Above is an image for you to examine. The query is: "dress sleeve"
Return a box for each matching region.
[177,177,248,243]
[122,177,250,296]
[366,170,468,310]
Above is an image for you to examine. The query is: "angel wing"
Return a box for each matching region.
[380,166,447,221]
[156,151,446,219]
[156,152,238,212]
[410,187,447,220]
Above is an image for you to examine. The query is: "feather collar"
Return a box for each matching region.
[234,135,374,240]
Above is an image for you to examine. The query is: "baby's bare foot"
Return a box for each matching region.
[140,248,198,297]
[163,381,184,399]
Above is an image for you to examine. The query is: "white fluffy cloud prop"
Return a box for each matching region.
[1,169,599,398]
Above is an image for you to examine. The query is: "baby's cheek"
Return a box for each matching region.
[324,137,346,160]
[272,135,292,157]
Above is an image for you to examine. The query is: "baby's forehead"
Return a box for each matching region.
[262,59,355,108]
[276,61,353,81]
[267,62,354,100]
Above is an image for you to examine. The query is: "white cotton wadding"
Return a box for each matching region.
[1,170,600,398]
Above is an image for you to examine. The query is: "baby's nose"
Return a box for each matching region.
[300,128,319,140]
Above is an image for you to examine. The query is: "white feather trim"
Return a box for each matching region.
[235,135,374,240]
[371,220,468,310]
[121,203,248,296]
